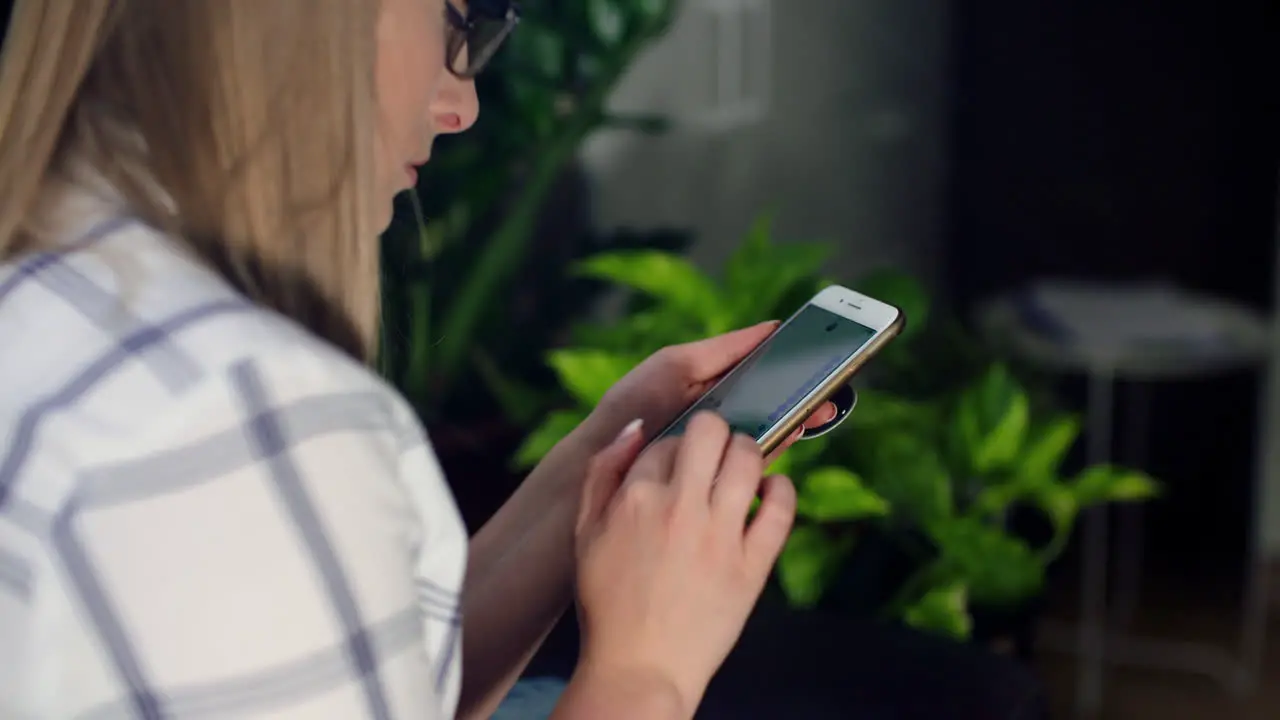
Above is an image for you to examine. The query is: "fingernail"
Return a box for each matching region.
[615,419,643,444]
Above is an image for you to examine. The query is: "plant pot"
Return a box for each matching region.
[779,522,1046,662]
[699,594,1051,720]
[815,525,933,619]
[970,596,1045,662]
[968,505,1053,661]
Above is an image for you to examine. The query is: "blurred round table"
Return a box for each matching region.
[976,285,1272,717]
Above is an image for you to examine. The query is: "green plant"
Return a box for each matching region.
[379,0,682,424]
[513,212,1160,640]
[848,366,1158,636]
[510,212,832,464]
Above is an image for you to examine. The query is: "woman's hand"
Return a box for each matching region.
[583,322,838,465]
[561,411,796,718]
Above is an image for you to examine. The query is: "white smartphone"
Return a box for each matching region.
[651,284,904,455]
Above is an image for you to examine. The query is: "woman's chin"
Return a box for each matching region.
[374,195,396,235]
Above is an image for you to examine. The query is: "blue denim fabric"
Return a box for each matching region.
[490,678,569,720]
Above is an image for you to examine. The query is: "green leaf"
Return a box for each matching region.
[968,482,1028,520]
[721,214,769,309]
[586,0,626,46]
[574,251,730,333]
[953,365,1030,475]
[853,269,930,343]
[1070,465,1161,507]
[1019,416,1081,480]
[903,582,973,641]
[505,21,565,80]
[930,518,1044,606]
[505,76,557,139]
[861,432,953,529]
[570,309,698,354]
[635,0,675,27]
[846,390,937,433]
[775,526,855,609]
[766,432,831,478]
[1033,483,1079,538]
[970,414,1079,519]
[976,394,1029,473]
[1032,483,1081,563]
[795,467,890,523]
[546,349,637,407]
[513,409,589,468]
[722,213,829,324]
[969,472,1081,553]
[970,477,1079,536]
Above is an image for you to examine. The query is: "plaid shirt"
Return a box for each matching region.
[0,189,467,719]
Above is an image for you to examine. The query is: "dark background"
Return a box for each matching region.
[946,1,1280,583]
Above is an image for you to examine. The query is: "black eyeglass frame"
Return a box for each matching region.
[445,1,521,80]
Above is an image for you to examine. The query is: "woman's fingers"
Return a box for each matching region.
[577,419,646,535]
[802,401,839,428]
[763,426,805,467]
[763,401,840,465]
[710,433,766,523]
[671,411,731,500]
[743,474,797,573]
[627,432,680,487]
[582,405,794,570]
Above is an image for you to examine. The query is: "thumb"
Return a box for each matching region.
[576,419,645,536]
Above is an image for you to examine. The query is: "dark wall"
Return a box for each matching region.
[948,3,1278,307]
[945,2,1280,573]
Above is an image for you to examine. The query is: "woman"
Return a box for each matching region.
[0,1,836,718]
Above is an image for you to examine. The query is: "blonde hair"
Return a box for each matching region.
[0,0,381,360]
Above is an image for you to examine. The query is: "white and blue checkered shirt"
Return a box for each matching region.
[0,188,468,719]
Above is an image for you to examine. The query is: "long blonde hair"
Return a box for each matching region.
[0,0,382,360]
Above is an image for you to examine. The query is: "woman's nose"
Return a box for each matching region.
[432,75,479,135]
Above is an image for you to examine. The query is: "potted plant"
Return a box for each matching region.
[511,212,1160,651]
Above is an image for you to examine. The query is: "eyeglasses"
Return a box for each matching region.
[445,1,521,80]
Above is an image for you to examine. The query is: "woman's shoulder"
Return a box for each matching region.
[0,205,445,506]
[2,207,398,419]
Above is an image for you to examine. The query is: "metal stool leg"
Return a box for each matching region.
[1078,370,1116,716]
[1237,372,1274,695]
[1112,383,1151,634]
[1113,504,1145,634]
[1236,553,1269,696]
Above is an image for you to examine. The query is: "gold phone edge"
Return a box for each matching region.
[757,309,906,456]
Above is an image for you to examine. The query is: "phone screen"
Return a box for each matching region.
[658,304,878,442]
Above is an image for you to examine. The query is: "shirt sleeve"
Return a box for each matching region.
[50,350,465,719]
